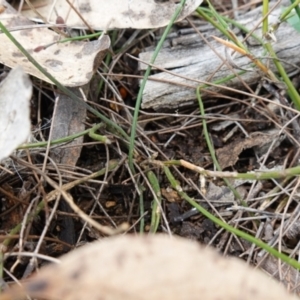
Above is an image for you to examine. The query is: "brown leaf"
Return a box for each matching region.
[161,187,181,202]
[216,130,283,169]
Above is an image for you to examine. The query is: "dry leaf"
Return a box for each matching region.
[216,130,283,169]
[0,67,32,161]
[21,0,203,30]
[1,235,298,300]
[161,187,182,202]
[0,1,110,86]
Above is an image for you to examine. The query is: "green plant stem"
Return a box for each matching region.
[264,43,300,110]
[0,22,129,142]
[220,14,263,44]
[88,123,112,144]
[147,171,162,233]
[198,4,300,110]
[139,185,145,234]
[196,87,242,201]
[162,159,300,180]
[196,7,246,51]
[128,0,187,172]
[18,123,105,149]
[260,0,300,109]
[57,32,102,43]
[205,0,228,30]
[196,8,233,42]
[284,0,300,22]
[163,165,300,270]
[96,30,117,99]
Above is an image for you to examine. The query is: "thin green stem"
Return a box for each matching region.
[221,14,263,44]
[128,0,187,171]
[56,32,102,43]
[88,123,112,144]
[258,0,300,109]
[264,43,300,110]
[0,22,129,141]
[163,159,300,180]
[283,0,300,22]
[147,171,162,233]
[196,87,242,201]
[197,8,233,42]
[206,0,228,30]
[139,185,145,234]
[96,30,117,99]
[163,165,300,270]
[18,123,105,149]
[197,7,246,51]
[198,3,300,110]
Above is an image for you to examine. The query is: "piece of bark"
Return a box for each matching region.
[50,87,87,166]
[139,0,300,110]
[50,87,87,249]
[50,35,109,165]
[49,37,109,248]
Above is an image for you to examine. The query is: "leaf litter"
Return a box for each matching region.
[1,0,300,299]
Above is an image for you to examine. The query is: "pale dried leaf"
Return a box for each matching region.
[0,67,32,161]
[1,235,298,300]
[0,2,110,86]
[21,0,203,30]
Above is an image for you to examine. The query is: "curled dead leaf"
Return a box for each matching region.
[216,129,284,169]
[1,235,298,300]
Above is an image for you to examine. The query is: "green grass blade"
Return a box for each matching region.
[128,0,188,172]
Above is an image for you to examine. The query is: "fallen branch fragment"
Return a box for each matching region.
[139,0,300,110]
